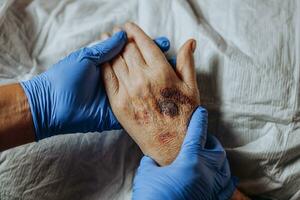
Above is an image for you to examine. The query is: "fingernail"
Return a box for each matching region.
[191,40,197,53]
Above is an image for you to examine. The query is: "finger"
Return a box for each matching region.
[153,37,170,52]
[153,37,174,67]
[123,36,171,71]
[111,54,130,87]
[124,22,168,68]
[114,25,170,67]
[201,139,227,173]
[110,27,131,79]
[121,25,152,72]
[216,162,237,199]
[176,39,197,88]
[100,33,119,95]
[101,62,119,96]
[139,156,157,168]
[82,30,127,64]
[181,106,208,150]
[122,40,147,71]
[218,175,237,200]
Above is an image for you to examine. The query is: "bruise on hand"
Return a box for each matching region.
[153,87,195,149]
[131,87,196,162]
[156,87,194,117]
[157,99,179,117]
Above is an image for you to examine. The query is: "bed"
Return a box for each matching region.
[0,0,300,199]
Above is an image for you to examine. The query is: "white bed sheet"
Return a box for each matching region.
[0,0,300,199]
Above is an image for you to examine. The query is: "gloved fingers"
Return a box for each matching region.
[81,30,127,64]
[139,156,157,168]
[217,175,237,200]
[217,158,232,183]
[175,107,207,163]
[99,32,120,94]
[99,33,113,67]
[205,134,227,154]
[168,56,176,68]
[153,37,170,52]
[181,106,208,150]
[201,135,227,167]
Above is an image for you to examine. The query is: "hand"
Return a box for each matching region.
[21,30,171,140]
[102,23,200,166]
[132,107,237,200]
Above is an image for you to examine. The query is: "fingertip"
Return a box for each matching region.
[154,36,170,52]
[189,106,208,130]
[112,30,127,42]
[190,39,197,53]
[196,106,208,118]
[87,30,127,64]
[140,156,157,167]
[179,39,196,57]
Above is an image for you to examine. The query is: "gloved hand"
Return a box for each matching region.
[21,31,171,140]
[133,106,237,200]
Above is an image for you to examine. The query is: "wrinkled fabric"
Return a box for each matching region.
[0,0,300,200]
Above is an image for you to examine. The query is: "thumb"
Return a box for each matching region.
[181,106,208,152]
[139,156,158,169]
[175,39,197,88]
[79,31,127,64]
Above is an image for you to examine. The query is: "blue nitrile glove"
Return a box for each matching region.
[21,31,171,141]
[133,107,237,200]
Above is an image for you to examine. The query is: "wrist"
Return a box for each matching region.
[0,83,35,150]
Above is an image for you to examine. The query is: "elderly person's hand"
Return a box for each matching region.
[103,23,250,200]
[133,107,238,200]
[17,31,171,142]
[102,22,200,166]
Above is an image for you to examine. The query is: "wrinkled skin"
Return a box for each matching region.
[102,23,200,166]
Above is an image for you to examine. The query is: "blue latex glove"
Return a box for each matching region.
[21,31,171,140]
[133,107,237,200]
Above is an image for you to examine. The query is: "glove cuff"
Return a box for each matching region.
[20,75,51,141]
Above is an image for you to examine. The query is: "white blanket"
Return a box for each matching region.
[1,0,300,199]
